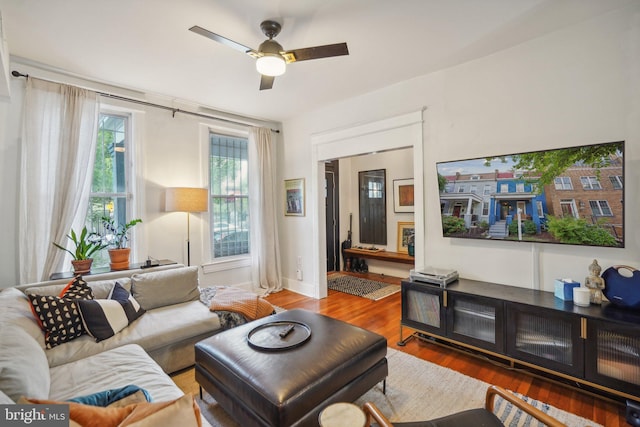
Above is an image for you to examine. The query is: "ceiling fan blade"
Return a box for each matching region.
[284,42,349,63]
[259,75,275,91]
[189,25,258,57]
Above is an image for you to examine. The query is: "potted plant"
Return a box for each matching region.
[53,227,107,274]
[102,217,142,270]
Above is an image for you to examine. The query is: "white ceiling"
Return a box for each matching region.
[0,0,631,122]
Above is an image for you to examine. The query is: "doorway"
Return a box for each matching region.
[325,160,340,272]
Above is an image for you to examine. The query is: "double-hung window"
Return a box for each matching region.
[85,113,132,267]
[210,133,250,259]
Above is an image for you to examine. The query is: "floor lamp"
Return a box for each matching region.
[165,187,208,266]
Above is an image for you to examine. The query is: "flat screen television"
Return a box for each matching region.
[436,141,624,248]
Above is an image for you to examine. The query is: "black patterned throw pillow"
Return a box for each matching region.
[28,276,94,348]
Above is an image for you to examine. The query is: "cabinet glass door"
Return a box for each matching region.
[506,303,583,377]
[585,319,640,397]
[448,294,504,353]
[401,282,445,335]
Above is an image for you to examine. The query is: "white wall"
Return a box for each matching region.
[0,61,276,288]
[279,3,640,294]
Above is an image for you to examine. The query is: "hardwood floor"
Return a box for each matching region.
[266,272,627,426]
[174,272,628,426]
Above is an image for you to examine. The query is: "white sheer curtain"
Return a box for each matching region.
[248,127,282,294]
[19,78,99,282]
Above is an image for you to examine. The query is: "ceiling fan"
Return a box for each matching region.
[189,20,349,90]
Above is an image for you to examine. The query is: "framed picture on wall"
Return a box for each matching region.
[284,178,305,216]
[393,178,414,213]
[397,221,415,253]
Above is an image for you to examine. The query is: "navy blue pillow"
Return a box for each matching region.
[78,282,146,342]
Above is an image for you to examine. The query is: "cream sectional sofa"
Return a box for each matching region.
[0,264,223,426]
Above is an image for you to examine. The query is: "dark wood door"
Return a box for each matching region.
[325,161,340,271]
[358,169,386,244]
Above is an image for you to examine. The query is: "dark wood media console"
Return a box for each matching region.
[399,278,640,406]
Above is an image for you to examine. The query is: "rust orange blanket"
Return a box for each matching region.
[209,286,274,321]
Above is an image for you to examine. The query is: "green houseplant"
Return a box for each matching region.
[102,217,142,270]
[53,226,107,274]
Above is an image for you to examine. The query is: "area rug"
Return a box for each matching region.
[327,274,400,300]
[195,348,600,427]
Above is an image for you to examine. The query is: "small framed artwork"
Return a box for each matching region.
[284,178,305,216]
[397,221,415,253]
[393,178,414,213]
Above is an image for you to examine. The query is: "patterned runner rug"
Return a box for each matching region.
[327,274,400,300]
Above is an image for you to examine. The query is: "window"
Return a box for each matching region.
[560,199,578,218]
[589,200,613,217]
[500,184,508,193]
[457,185,466,193]
[86,113,132,268]
[470,184,477,194]
[580,176,602,190]
[483,185,491,195]
[470,175,480,180]
[368,181,383,198]
[516,183,525,193]
[536,201,544,218]
[445,183,454,193]
[609,175,623,189]
[554,177,573,190]
[210,133,250,258]
[482,202,489,216]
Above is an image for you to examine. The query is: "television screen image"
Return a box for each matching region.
[436,141,624,248]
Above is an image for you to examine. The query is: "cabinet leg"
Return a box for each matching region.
[397,325,414,346]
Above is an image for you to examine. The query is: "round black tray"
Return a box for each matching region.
[247,321,311,351]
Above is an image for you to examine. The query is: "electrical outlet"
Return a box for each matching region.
[296,269,303,281]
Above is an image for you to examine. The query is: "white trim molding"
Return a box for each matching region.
[309,109,425,299]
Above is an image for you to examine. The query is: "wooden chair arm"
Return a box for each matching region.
[362,401,394,427]
[485,385,567,427]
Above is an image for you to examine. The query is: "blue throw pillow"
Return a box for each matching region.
[67,384,151,406]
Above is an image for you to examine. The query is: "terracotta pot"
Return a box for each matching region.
[71,258,93,275]
[108,248,131,270]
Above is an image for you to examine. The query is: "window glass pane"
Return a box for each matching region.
[210,133,250,258]
[86,113,131,268]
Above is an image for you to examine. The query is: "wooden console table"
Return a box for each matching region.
[344,248,414,265]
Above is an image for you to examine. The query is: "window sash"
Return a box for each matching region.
[580,176,602,190]
[210,133,250,259]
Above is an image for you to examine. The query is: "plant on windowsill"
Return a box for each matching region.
[101,217,142,270]
[53,227,108,274]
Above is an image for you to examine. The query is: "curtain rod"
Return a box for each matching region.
[11,70,280,133]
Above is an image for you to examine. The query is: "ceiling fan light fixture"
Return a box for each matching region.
[256,54,286,76]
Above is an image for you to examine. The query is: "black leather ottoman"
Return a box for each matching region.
[195,309,388,427]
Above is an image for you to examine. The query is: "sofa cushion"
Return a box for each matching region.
[44,301,221,370]
[27,277,95,348]
[0,325,50,401]
[131,266,200,310]
[48,344,183,402]
[0,288,45,344]
[78,283,146,342]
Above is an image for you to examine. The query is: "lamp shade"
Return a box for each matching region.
[165,187,208,213]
